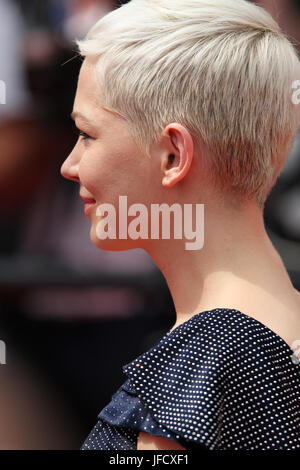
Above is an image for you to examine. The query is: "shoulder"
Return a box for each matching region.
[123,307,291,394]
[122,308,299,449]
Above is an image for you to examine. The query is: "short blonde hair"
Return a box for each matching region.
[77,0,300,209]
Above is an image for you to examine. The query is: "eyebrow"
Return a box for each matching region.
[70,111,94,124]
[71,107,126,124]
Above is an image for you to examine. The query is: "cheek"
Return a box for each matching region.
[78,148,109,197]
[78,147,128,201]
[78,140,150,206]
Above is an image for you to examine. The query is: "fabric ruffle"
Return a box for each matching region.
[97,378,190,448]
[82,308,300,450]
[121,308,300,450]
[81,377,191,450]
[121,311,228,449]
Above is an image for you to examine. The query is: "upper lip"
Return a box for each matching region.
[80,195,96,204]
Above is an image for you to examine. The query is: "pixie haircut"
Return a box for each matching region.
[77,0,300,209]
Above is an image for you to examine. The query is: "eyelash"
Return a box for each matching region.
[72,124,92,141]
[78,130,91,141]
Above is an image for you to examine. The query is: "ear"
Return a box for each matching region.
[161,123,194,188]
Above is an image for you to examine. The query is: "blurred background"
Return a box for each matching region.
[0,0,299,449]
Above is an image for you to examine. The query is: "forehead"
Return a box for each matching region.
[73,59,103,120]
[76,59,100,104]
[73,58,125,125]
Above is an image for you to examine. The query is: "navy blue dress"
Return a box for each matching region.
[81,308,300,450]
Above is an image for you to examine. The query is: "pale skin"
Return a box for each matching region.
[61,57,300,450]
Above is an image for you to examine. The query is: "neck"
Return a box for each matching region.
[145,199,294,327]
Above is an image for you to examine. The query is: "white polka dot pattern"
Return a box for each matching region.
[81,308,300,450]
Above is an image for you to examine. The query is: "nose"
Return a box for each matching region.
[60,147,80,183]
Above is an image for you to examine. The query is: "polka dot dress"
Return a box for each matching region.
[81,308,300,450]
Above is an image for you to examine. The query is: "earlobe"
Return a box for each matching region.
[162,172,177,187]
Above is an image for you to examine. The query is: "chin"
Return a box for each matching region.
[90,225,142,252]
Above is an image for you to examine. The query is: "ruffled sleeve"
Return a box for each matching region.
[121,308,300,450]
[122,312,229,449]
[82,308,299,450]
[97,378,190,448]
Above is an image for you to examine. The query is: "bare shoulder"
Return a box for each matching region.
[233,285,300,351]
[269,287,300,349]
[290,287,300,320]
[137,432,186,450]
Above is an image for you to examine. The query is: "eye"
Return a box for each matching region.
[72,123,92,142]
[78,130,91,141]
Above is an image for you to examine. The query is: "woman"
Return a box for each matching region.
[60,0,300,450]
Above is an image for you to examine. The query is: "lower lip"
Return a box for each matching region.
[84,202,96,216]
